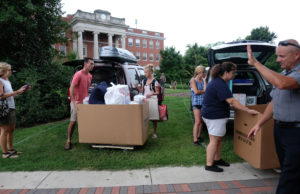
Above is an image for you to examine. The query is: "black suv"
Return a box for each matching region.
[207,40,276,122]
[63,46,145,100]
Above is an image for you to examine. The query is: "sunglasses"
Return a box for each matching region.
[278,41,300,49]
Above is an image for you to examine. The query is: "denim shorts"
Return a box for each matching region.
[0,109,16,125]
[192,105,202,110]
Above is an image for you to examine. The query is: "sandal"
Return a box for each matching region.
[152,134,158,139]
[64,142,72,150]
[8,149,22,155]
[2,152,18,159]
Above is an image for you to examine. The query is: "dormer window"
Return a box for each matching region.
[101,14,106,20]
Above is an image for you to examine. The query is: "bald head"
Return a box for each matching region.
[279,39,300,52]
[276,39,300,71]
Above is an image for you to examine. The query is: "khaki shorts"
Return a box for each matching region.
[70,102,77,122]
[0,109,16,125]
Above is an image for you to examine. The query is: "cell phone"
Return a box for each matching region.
[25,84,30,90]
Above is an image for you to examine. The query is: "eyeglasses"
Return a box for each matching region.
[278,41,300,49]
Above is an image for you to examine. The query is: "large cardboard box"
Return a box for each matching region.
[77,103,149,146]
[234,104,280,169]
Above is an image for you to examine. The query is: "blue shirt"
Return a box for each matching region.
[190,78,205,106]
[202,77,232,119]
[270,63,300,122]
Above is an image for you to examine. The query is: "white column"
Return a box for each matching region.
[108,33,113,47]
[121,35,126,49]
[115,36,119,48]
[72,40,77,53]
[93,31,99,59]
[78,30,83,59]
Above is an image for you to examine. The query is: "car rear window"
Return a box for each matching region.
[215,52,261,60]
[91,66,126,87]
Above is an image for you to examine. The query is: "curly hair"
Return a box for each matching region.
[210,62,237,78]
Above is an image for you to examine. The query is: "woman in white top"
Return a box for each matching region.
[0,62,27,158]
[136,64,160,138]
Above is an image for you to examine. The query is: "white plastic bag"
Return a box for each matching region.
[104,83,130,104]
[83,96,90,104]
[133,94,146,104]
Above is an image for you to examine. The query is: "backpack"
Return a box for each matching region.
[143,78,164,104]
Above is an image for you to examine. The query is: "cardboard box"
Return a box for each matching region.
[77,103,149,146]
[234,104,280,169]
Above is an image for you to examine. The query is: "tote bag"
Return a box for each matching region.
[147,96,159,120]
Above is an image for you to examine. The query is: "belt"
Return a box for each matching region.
[275,120,300,128]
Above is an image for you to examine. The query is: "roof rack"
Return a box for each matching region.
[99,46,137,63]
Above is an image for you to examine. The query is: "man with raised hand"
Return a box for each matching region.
[247,39,300,194]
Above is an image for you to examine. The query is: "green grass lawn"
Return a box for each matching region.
[0,93,242,171]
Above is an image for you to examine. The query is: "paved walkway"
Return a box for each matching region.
[0,163,279,194]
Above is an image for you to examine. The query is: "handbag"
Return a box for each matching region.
[147,96,159,120]
[158,104,168,121]
[0,98,9,118]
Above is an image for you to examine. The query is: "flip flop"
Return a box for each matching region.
[8,149,22,155]
[64,142,72,150]
[2,152,18,159]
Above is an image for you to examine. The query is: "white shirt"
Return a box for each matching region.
[0,78,15,109]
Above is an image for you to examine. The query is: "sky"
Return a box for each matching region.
[61,0,299,55]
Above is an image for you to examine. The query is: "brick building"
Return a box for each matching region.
[56,9,164,69]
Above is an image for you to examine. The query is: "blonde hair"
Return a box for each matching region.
[0,62,11,77]
[145,64,154,73]
[194,65,205,77]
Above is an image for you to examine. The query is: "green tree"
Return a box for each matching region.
[159,47,186,85]
[0,0,72,127]
[246,26,280,72]
[183,44,208,80]
[245,26,277,42]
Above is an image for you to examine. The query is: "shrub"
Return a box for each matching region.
[10,60,73,127]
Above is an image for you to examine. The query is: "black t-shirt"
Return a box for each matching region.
[202,77,232,119]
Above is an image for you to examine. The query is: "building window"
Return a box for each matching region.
[143,39,147,48]
[143,53,147,61]
[156,54,160,61]
[59,45,66,56]
[136,52,140,60]
[155,32,160,36]
[136,39,140,47]
[83,45,87,57]
[149,40,153,48]
[128,38,133,46]
[156,41,160,49]
[149,53,154,61]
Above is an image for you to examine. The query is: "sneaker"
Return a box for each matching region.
[193,141,201,146]
[205,165,223,172]
[152,134,158,139]
[197,137,204,143]
[214,159,230,167]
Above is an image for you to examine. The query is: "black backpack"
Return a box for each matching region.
[143,78,164,104]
